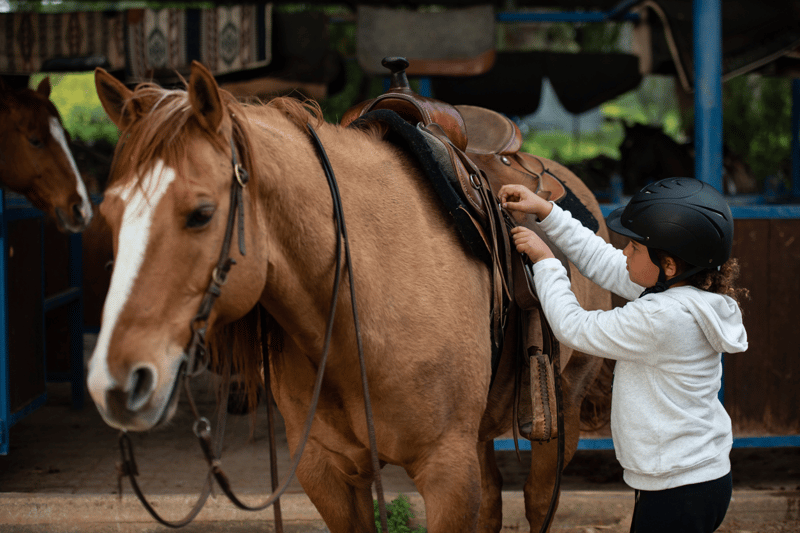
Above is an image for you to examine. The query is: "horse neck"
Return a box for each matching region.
[245,110,358,352]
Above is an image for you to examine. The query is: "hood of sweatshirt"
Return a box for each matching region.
[661,286,748,354]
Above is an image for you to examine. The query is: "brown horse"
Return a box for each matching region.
[87,61,610,532]
[0,77,93,232]
[618,121,758,196]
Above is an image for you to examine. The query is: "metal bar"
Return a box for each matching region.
[600,204,800,219]
[732,436,800,448]
[495,435,800,452]
[416,77,432,98]
[693,0,723,192]
[496,11,640,23]
[4,206,44,223]
[44,288,80,313]
[7,394,47,429]
[606,0,645,20]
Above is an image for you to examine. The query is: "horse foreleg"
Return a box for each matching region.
[524,351,602,532]
[477,440,503,532]
[410,439,482,533]
[293,440,375,533]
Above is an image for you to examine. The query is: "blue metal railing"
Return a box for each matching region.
[0,192,84,455]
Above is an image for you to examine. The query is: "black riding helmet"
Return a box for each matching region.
[606,177,734,294]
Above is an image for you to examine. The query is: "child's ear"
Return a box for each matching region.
[663,256,678,278]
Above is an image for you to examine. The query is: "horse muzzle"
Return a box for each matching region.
[89,356,187,432]
[55,200,93,233]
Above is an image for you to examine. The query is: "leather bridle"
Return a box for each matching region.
[114,119,562,533]
[116,125,390,532]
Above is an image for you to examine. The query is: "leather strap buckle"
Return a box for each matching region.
[234,164,249,187]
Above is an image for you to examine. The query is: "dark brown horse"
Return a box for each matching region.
[619,122,758,195]
[87,61,611,532]
[0,77,93,232]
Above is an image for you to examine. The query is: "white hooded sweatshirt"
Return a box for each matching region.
[532,204,748,491]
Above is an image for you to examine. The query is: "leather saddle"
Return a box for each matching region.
[342,57,572,443]
[341,58,570,318]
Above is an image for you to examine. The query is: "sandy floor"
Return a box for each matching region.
[1,335,798,532]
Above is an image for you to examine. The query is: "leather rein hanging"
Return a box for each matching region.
[116,127,390,532]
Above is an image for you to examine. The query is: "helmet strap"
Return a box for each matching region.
[640,264,707,297]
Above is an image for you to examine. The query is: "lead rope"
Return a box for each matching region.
[306,123,389,533]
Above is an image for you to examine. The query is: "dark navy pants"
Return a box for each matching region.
[630,472,733,533]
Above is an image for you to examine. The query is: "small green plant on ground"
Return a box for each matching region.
[374,494,426,533]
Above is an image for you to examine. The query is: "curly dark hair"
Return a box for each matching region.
[655,250,750,308]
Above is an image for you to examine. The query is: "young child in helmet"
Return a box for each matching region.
[498,177,748,533]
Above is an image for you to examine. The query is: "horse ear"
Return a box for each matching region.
[36,77,51,98]
[95,68,135,130]
[188,61,224,133]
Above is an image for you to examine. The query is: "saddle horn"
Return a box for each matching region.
[381,57,411,90]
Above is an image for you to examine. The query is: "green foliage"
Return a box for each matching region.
[576,22,625,53]
[522,122,624,164]
[30,72,119,144]
[721,75,792,183]
[374,494,426,533]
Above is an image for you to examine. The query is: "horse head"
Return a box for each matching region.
[618,122,694,194]
[0,77,93,232]
[87,62,267,431]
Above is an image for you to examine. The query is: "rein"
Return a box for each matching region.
[116,126,390,532]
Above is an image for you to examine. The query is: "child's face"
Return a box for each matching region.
[623,240,660,287]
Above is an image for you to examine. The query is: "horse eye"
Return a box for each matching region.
[186,205,215,229]
[29,136,43,148]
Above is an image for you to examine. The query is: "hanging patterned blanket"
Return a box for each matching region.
[0,5,272,80]
[0,11,126,75]
[125,5,272,81]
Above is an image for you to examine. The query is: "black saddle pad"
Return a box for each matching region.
[348,109,600,250]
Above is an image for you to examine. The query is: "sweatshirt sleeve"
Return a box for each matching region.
[531,258,663,363]
[538,203,642,301]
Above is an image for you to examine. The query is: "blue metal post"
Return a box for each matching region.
[693,0,724,192]
[792,79,800,198]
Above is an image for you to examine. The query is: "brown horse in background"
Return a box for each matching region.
[87,61,611,532]
[0,77,93,232]
[619,121,758,196]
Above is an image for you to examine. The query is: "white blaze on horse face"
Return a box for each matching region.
[87,161,177,410]
[49,116,93,224]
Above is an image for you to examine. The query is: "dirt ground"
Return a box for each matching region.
[1,347,798,532]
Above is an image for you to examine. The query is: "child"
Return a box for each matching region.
[498,178,748,533]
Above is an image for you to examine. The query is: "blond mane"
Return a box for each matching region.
[265,96,325,131]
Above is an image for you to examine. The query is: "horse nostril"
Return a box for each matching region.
[71,203,86,225]
[127,366,156,412]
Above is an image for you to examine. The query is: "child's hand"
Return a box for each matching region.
[498,184,553,221]
[511,226,555,263]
